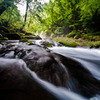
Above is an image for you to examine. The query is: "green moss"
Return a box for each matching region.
[20,38,32,44]
[27,40,33,44]
[83,34,92,40]
[17,33,25,37]
[22,35,41,40]
[59,41,78,47]
[0,37,8,40]
[67,31,82,39]
[41,42,52,48]
[67,31,76,38]
[90,41,100,48]
[20,38,28,42]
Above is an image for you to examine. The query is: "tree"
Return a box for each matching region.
[0,0,21,15]
[79,0,100,32]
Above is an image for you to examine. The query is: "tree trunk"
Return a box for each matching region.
[24,1,29,23]
[21,1,29,30]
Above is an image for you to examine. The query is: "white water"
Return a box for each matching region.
[24,46,100,100]
[50,47,100,80]
[1,41,100,100]
[48,47,100,100]
[25,64,86,100]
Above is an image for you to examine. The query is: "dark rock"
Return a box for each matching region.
[40,41,53,48]
[0,44,2,48]
[5,34,21,40]
[0,58,58,100]
[1,41,100,98]
[23,35,41,40]
[59,54,100,98]
[0,34,3,38]
[0,42,68,87]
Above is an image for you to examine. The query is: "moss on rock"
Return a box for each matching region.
[59,41,78,47]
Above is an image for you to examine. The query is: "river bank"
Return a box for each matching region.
[53,35,100,48]
[0,28,100,49]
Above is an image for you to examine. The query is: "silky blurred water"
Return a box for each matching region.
[50,47,100,100]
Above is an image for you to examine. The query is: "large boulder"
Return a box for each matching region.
[0,42,68,87]
[0,58,58,100]
[1,41,100,98]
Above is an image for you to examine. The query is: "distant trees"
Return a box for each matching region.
[0,0,23,34]
[0,0,100,36]
[26,0,100,35]
[79,0,100,32]
[0,0,22,15]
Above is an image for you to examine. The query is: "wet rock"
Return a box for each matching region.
[39,40,63,47]
[23,35,41,40]
[5,34,21,40]
[59,54,100,98]
[23,52,68,87]
[0,42,68,87]
[0,58,58,100]
[40,41,53,48]
[0,34,2,38]
[0,44,2,48]
[0,40,100,99]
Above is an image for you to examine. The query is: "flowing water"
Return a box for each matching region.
[0,40,100,100]
[50,47,100,80]
[49,47,100,100]
[27,69,87,100]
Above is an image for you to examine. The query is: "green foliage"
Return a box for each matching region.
[0,0,100,40]
[54,27,64,35]
[79,0,100,32]
[0,0,24,40]
[67,30,82,39]
[67,31,76,38]
[26,0,100,37]
[0,2,23,28]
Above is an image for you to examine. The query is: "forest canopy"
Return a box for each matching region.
[0,0,100,39]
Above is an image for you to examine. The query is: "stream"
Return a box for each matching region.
[50,47,100,100]
[0,40,100,100]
